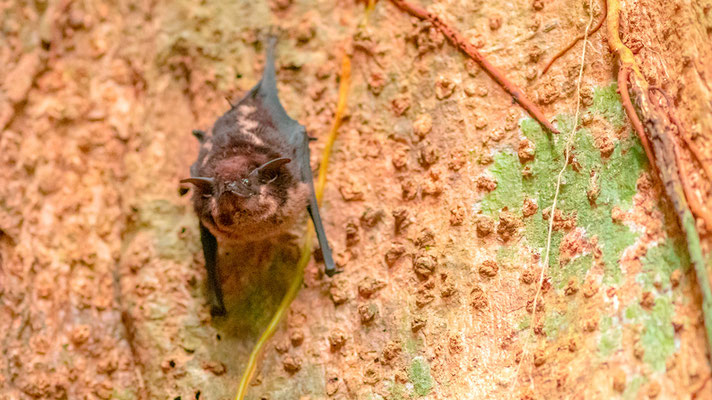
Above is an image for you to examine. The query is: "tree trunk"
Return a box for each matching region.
[2,0,712,399]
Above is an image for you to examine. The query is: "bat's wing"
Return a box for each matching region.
[302,145,337,277]
[248,37,305,152]
[200,222,226,316]
[249,37,337,276]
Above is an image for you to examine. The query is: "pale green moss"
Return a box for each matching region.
[641,298,676,372]
[598,315,622,357]
[405,336,422,355]
[556,254,593,289]
[627,236,690,372]
[516,110,646,285]
[135,199,199,261]
[591,83,625,128]
[475,85,662,380]
[543,311,567,340]
[517,315,531,331]
[496,245,520,266]
[625,298,675,372]
[638,238,691,290]
[386,381,406,400]
[622,376,646,400]
[480,151,524,216]
[409,357,433,396]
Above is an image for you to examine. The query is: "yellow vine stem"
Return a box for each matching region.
[317,55,352,196]
[234,46,353,400]
[362,0,377,28]
[606,0,644,84]
[234,230,314,400]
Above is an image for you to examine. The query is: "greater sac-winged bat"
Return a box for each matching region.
[182,38,336,316]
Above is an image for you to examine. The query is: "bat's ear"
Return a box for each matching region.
[191,129,207,143]
[251,157,291,183]
[180,177,215,192]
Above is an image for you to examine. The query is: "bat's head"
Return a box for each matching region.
[182,155,306,240]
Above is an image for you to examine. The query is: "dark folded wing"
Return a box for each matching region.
[252,37,336,274]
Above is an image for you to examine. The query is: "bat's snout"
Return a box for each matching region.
[226,179,258,197]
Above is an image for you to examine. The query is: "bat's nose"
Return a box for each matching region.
[226,180,257,197]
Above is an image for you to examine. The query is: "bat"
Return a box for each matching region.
[181,37,336,316]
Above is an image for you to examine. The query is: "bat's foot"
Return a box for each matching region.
[324,265,342,277]
[210,304,227,317]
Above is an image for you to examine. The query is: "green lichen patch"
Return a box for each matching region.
[481,109,646,286]
[408,356,433,396]
[591,83,626,128]
[520,117,558,212]
[134,199,200,261]
[480,151,523,216]
[625,297,676,372]
[543,311,567,340]
[517,315,531,331]
[385,381,407,400]
[622,375,647,400]
[638,237,691,290]
[598,146,643,207]
[404,336,423,355]
[496,245,521,266]
[598,315,622,357]
[538,127,643,284]
[558,254,593,290]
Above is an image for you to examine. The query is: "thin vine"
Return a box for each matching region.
[388,0,559,134]
[513,0,596,392]
[540,0,607,77]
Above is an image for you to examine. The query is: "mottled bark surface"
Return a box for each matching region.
[2,0,712,399]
